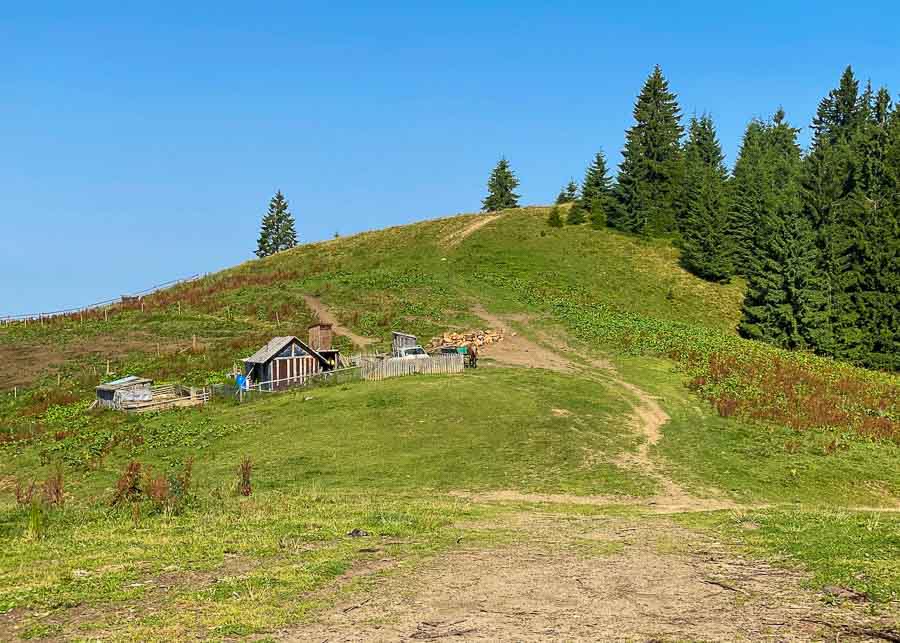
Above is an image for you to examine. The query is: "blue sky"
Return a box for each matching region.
[2,1,898,316]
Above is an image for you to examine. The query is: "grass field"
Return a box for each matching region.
[1,207,899,639]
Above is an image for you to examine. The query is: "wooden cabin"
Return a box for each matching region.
[242,335,336,390]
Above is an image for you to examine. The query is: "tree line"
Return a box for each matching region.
[481,65,899,371]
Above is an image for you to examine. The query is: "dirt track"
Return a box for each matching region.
[303,295,378,348]
[288,307,900,641]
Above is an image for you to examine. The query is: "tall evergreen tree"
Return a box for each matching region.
[613,65,684,235]
[482,157,520,212]
[802,67,867,361]
[738,111,823,347]
[739,212,828,350]
[678,115,733,281]
[729,119,770,275]
[555,180,579,204]
[579,151,616,228]
[256,191,298,258]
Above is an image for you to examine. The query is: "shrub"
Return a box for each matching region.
[15,480,36,508]
[143,468,171,511]
[42,469,64,507]
[239,456,252,496]
[112,461,143,506]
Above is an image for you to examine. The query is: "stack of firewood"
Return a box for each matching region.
[427,328,506,349]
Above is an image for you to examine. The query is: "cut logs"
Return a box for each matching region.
[427,328,507,350]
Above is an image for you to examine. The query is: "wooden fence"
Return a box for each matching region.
[242,366,362,396]
[357,354,464,381]
[113,384,210,413]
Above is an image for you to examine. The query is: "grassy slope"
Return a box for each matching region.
[1,207,899,637]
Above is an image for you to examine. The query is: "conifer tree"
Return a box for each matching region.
[614,65,684,235]
[729,120,770,275]
[482,157,520,212]
[802,67,866,361]
[547,206,563,228]
[255,208,277,258]
[580,151,615,229]
[678,115,733,281]
[256,191,298,257]
[739,111,822,347]
[566,204,586,225]
[555,180,578,204]
[739,212,828,350]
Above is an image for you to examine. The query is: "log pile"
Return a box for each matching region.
[427,328,506,349]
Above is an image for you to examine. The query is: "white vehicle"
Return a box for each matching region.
[397,346,429,359]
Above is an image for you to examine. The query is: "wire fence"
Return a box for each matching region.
[0,273,204,324]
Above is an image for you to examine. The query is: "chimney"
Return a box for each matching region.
[308,323,333,350]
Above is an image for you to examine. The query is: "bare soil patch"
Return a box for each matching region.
[0,332,185,391]
[289,513,898,642]
[303,295,378,348]
[471,306,572,373]
[441,215,501,248]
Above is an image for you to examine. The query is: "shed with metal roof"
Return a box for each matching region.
[95,375,154,409]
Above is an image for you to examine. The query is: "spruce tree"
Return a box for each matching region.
[547,206,563,228]
[729,119,770,275]
[739,212,828,350]
[614,65,684,235]
[566,204,586,225]
[580,151,615,229]
[739,111,821,347]
[556,180,578,204]
[678,115,733,281]
[547,205,563,228]
[272,191,298,252]
[482,157,520,212]
[802,67,866,361]
[256,191,298,257]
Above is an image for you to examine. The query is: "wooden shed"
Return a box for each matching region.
[243,336,335,390]
[95,376,153,409]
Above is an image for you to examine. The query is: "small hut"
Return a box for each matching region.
[392,332,418,357]
[308,323,342,368]
[243,335,336,390]
[95,376,153,409]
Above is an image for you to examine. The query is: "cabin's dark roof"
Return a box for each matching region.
[96,375,153,392]
[242,336,329,366]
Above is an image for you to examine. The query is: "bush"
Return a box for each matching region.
[112,461,143,506]
[15,480,36,508]
[239,456,252,496]
[42,468,64,507]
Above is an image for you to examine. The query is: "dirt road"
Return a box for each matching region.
[303,295,378,348]
[286,307,899,641]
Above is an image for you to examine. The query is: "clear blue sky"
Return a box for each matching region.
[2,1,898,316]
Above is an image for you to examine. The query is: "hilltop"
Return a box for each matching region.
[1,207,899,640]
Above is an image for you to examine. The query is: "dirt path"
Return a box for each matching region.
[303,295,378,348]
[441,215,501,248]
[472,306,733,513]
[289,512,896,642]
[288,307,899,641]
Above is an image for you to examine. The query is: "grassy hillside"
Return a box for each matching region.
[1,207,899,639]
